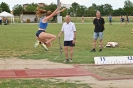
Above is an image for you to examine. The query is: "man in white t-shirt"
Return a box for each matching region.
[58,15,76,62]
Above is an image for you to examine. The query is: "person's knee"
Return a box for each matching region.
[70,47,73,51]
[100,40,102,42]
[64,46,68,50]
[93,40,97,42]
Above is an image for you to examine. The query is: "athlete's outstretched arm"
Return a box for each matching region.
[43,2,66,22]
[55,8,66,15]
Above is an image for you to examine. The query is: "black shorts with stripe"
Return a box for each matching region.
[64,41,75,47]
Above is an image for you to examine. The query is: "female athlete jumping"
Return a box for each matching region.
[34,2,66,51]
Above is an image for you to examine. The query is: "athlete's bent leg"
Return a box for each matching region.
[39,32,56,44]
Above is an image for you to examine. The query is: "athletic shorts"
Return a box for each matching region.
[121,19,124,22]
[36,30,45,37]
[93,32,103,40]
[64,41,75,47]
[109,20,112,23]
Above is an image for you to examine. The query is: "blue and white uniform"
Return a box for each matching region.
[36,18,48,37]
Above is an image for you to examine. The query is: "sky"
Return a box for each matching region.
[0,0,131,10]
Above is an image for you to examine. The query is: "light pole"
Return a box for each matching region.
[57,0,62,23]
[57,0,60,16]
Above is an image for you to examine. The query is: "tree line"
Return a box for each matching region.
[0,0,133,17]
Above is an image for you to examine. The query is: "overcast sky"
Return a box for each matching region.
[0,0,131,10]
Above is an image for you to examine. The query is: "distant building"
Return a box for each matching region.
[22,3,45,23]
[38,3,45,7]
[21,12,37,23]
[23,4,29,10]
[62,4,72,8]
[23,3,45,9]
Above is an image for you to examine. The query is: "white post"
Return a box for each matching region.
[57,0,62,23]
[57,0,60,16]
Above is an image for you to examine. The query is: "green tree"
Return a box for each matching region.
[13,4,23,15]
[44,3,59,22]
[92,3,97,10]
[44,3,57,12]
[124,0,133,15]
[91,4,113,16]
[96,4,105,15]
[0,7,2,13]
[12,4,24,21]
[68,7,74,16]
[77,5,87,17]
[0,2,10,12]
[88,6,96,17]
[103,4,113,15]
[25,3,38,12]
[60,7,67,17]
[71,2,80,16]
[113,8,126,16]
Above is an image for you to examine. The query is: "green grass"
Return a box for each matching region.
[0,23,133,64]
[12,16,133,23]
[0,79,91,88]
[70,17,133,23]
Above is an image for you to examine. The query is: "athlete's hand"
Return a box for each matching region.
[60,8,66,12]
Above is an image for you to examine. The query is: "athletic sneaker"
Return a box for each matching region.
[40,43,48,51]
[99,49,102,52]
[64,59,69,62]
[69,59,73,62]
[90,49,96,52]
[34,40,40,48]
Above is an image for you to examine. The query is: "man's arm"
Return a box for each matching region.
[58,24,64,38]
[73,23,76,39]
[72,23,76,44]
[43,3,66,22]
[74,31,76,39]
[72,31,76,44]
[58,31,63,38]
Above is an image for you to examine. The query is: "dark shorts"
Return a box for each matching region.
[109,20,112,23]
[36,30,45,37]
[64,41,75,47]
[121,19,124,22]
[0,20,2,24]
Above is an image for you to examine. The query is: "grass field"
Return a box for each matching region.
[0,79,91,88]
[70,16,133,23]
[13,16,133,23]
[0,23,133,64]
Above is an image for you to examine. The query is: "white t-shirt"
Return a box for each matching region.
[0,17,2,20]
[61,22,76,41]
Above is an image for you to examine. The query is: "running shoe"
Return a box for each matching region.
[99,49,102,52]
[90,49,96,52]
[64,59,69,62]
[41,43,48,51]
[69,59,73,62]
[34,40,40,48]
